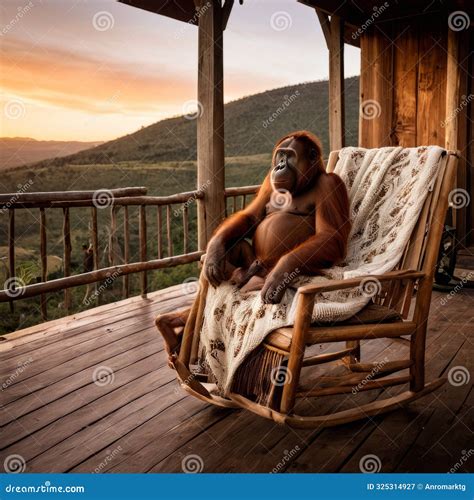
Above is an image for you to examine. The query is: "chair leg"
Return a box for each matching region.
[280,293,314,414]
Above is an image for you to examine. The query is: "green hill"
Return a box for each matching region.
[21,76,359,169]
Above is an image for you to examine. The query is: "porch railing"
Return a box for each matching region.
[0,185,258,321]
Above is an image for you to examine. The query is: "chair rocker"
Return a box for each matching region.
[159,148,459,429]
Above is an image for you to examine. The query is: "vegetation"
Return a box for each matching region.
[0,77,359,333]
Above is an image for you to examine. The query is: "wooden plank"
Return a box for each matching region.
[0,353,167,450]
[196,0,225,249]
[392,25,418,146]
[328,15,345,150]
[24,380,190,472]
[0,285,193,358]
[0,336,161,426]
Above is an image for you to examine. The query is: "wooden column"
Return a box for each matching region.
[445,29,461,152]
[328,15,345,151]
[196,0,225,250]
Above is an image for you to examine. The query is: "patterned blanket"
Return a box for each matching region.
[198,146,445,396]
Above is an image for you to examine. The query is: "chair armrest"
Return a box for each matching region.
[296,269,426,296]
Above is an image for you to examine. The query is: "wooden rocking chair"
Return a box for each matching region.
[162,149,459,429]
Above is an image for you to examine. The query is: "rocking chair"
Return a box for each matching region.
[161,148,459,429]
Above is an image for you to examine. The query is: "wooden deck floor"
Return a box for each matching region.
[0,276,472,473]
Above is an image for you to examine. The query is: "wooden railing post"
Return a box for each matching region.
[139,205,148,298]
[62,208,72,313]
[39,208,48,320]
[8,209,15,312]
[197,0,225,251]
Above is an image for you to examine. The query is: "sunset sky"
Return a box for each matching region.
[1,0,361,142]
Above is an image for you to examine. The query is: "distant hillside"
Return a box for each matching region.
[0,138,103,170]
[20,76,359,169]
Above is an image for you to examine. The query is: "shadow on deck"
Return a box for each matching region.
[0,278,472,473]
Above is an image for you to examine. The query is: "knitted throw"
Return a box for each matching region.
[198,146,446,398]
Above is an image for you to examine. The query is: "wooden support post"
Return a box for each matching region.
[139,205,148,298]
[40,208,48,320]
[197,0,225,251]
[62,207,72,313]
[328,15,345,151]
[123,206,130,298]
[8,209,15,312]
